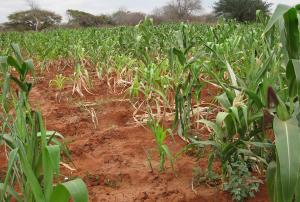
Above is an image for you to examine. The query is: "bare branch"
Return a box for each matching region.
[25,0,39,10]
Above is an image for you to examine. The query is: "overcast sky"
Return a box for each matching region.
[0,0,297,23]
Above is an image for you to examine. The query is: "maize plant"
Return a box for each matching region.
[0,44,88,202]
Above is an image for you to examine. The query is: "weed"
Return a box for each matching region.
[223,157,261,202]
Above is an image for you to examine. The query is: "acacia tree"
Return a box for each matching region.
[5,10,62,31]
[214,0,272,22]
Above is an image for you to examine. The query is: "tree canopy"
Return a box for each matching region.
[67,9,112,27]
[214,0,271,22]
[5,9,62,31]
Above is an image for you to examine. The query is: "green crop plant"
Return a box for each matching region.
[49,74,69,102]
[0,44,88,202]
[263,4,300,202]
[147,118,175,174]
[191,3,300,202]
[171,24,203,138]
[1,12,299,202]
[189,18,276,183]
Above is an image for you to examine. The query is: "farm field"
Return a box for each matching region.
[0,63,268,201]
[0,4,300,202]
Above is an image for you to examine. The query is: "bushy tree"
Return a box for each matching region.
[4,9,62,31]
[67,10,112,27]
[214,0,272,22]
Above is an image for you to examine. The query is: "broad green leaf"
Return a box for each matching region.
[286,60,297,98]
[50,179,88,202]
[11,43,23,64]
[216,93,231,109]
[37,131,64,139]
[46,145,60,177]
[216,112,229,126]
[229,106,240,125]
[173,48,186,66]
[18,149,45,202]
[283,8,299,59]
[264,4,291,34]
[37,112,53,201]
[23,59,34,76]
[7,56,22,74]
[273,116,300,201]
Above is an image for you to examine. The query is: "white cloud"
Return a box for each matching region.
[0,0,298,23]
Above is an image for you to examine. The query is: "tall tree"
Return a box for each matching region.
[214,0,272,22]
[5,10,62,31]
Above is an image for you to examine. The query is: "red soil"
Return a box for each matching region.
[0,65,269,202]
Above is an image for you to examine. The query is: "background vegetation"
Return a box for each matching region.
[0,0,272,31]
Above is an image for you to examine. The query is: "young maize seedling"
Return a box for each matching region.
[147,118,175,174]
[49,74,69,103]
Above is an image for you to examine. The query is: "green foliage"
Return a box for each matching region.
[67,9,113,27]
[214,0,272,22]
[224,157,260,202]
[263,4,300,202]
[0,44,88,202]
[5,9,62,31]
[172,24,203,138]
[49,74,68,91]
[49,74,69,102]
[147,118,175,173]
[1,14,298,201]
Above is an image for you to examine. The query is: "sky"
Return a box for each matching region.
[0,0,297,23]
